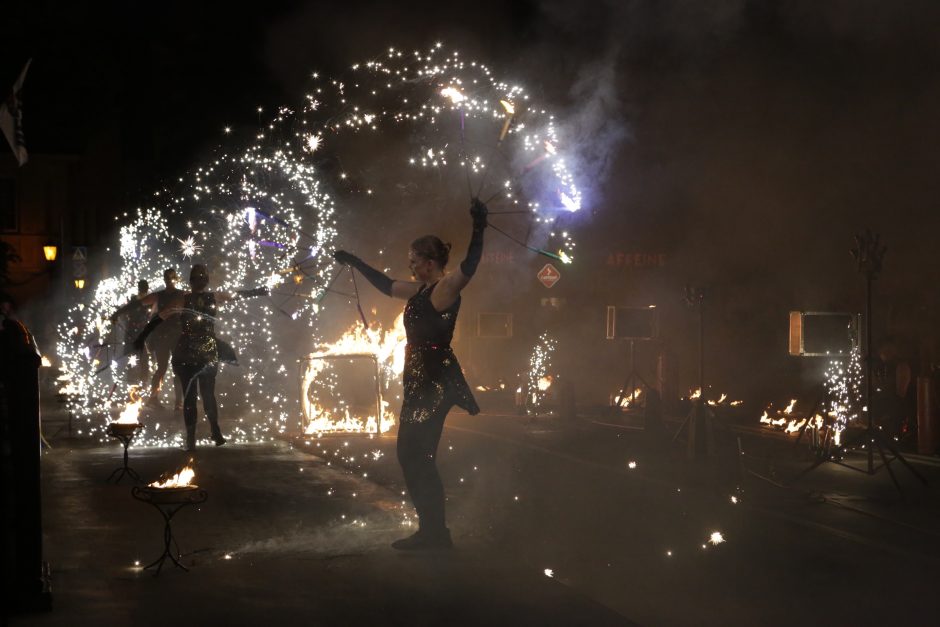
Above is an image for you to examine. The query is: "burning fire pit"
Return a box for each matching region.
[131,462,207,575]
[105,398,145,484]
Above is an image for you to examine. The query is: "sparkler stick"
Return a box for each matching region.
[475,99,515,199]
[350,269,369,327]
[487,222,563,262]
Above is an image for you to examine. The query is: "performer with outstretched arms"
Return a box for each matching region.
[112,268,183,409]
[134,264,268,451]
[333,199,487,550]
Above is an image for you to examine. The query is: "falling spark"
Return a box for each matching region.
[627,461,637,470]
[543,569,554,578]
[709,531,725,545]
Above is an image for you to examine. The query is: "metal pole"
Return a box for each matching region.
[866,273,874,473]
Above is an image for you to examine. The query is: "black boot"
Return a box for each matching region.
[184,426,196,451]
[210,422,226,446]
[391,527,453,551]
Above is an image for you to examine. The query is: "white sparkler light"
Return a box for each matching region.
[440,87,465,104]
[709,531,725,545]
[55,43,586,446]
[306,134,322,152]
[177,236,201,258]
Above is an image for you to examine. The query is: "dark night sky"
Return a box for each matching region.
[4,1,940,389]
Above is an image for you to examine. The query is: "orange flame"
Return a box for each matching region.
[149,461,196,488]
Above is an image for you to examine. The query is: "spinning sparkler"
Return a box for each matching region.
[55,42,586,443]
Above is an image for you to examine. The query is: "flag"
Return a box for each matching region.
[0,59,32,166]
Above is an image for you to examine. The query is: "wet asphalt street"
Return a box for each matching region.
[11,405,940,626]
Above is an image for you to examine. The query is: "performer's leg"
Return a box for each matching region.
[175,362,199,450]
[139,345,150,388]
[396,403,451,539]
[199,365,224,445]
[149,341,172,401]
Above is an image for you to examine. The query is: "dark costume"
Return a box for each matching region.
[398,282,479,535]
[122,297,151,385]
[148,287,183,405]
[334,199,486,548]
[172,292,224,447]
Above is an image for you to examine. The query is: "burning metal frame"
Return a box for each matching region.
[300,353,387,435]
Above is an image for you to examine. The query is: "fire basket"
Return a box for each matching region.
[105,421,143,484]
[131,463,207,576]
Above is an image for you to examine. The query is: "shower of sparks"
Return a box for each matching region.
[709,531,725,545]
[526,332,556,416]
[823,345,863,445]
[54,42,586,445]
[177,236,202,258]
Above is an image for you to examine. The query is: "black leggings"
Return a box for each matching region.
[173,361,219,432]
[396,402,452,533]
[150,338,182,403]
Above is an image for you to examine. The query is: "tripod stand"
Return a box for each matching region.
[794,231,926,494]
[612,339,654,412]
[672,286,714,459]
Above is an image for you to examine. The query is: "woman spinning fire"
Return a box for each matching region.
[333,199,486,550]
[135,264,267,451]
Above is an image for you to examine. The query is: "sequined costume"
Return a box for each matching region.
[173,292,219,366]
[171,292,223,447]
[400,282,479,424]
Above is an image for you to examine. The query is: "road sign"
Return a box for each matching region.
[537,263,561,288]
[72,246,87,261]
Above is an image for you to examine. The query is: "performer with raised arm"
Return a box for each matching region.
[134,264,268,451]
[112,268,183,409]
[333,199,487,550]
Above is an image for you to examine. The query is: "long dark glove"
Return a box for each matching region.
[235,287,269,299]
[460,198,488,278]
[133,316,163,351]
[332,250,393,296]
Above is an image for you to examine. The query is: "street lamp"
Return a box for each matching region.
[43,244,58,262]
[73,278,85,290]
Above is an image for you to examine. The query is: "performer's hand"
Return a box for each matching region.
[470,198,488,230]
[333,250,358,266]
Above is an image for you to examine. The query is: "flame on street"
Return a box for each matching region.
[301,314,406,435]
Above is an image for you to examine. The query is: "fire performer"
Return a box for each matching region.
[110,279,151,385]
[112,268,183,410]
[332,199,486,550]
[134,264,267,451]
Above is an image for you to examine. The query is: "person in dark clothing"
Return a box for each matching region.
[333,199,486,550]
[877,336,918,440]
[134,264,267,451]
[113,268,183,409]
[110,279,151,386]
